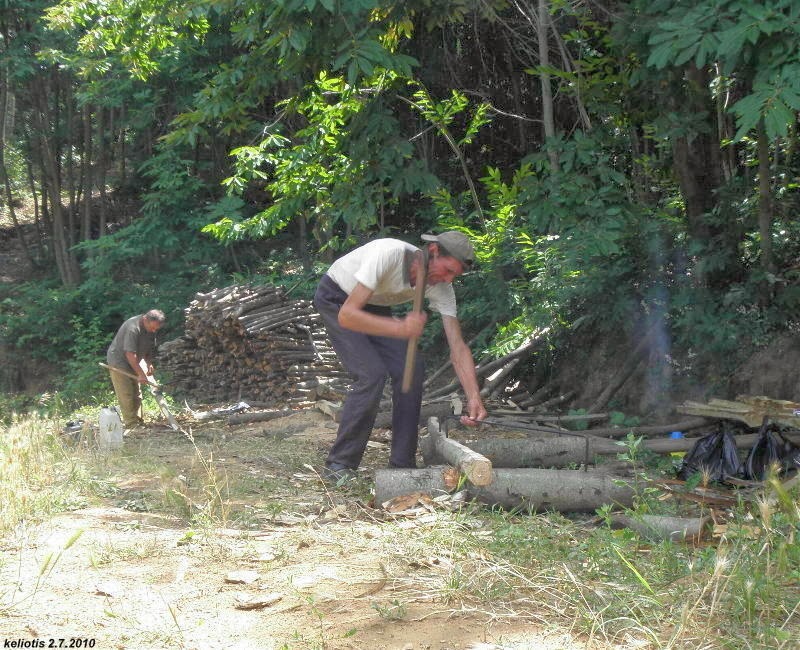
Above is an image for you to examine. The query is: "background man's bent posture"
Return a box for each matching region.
[313,232,487,481]
[106,309,165,427]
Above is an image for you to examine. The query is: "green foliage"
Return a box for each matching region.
[470,131,662,341]
[1,0,797,421]
[207,71,441,251]
[638,0,800,141]
[45,0,210,81]
[60,316,115,406]
[0,280,80,361]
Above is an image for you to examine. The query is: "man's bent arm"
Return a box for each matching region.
[338,283,426,339]
[442,315,487,422]
[125,351,150,382]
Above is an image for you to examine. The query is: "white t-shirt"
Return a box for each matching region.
[326,238,458,317]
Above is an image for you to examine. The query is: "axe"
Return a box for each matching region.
[100,362,180,431]
[100,362,161,391]
[401,249,428,393]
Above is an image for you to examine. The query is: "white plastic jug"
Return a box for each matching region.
[97,407,124,450]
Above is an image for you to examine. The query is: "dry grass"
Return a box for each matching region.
[1,410,798,649]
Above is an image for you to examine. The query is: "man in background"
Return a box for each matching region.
[106,309,165,428]
[313,231,486,482]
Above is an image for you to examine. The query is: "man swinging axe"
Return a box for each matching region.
[313,231,487,483]
[105,309,165,428]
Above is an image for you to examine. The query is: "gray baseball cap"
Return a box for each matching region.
[421,231,475,268]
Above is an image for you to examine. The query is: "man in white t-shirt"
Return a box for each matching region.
[313,231,487,482]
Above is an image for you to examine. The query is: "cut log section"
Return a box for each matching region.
[610,513,711,542]
[419,417,492,486]
[374,466,636,513]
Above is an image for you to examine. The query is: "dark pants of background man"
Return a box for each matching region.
[313,274,424,470]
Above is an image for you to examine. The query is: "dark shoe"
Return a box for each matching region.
[322,463,357,485]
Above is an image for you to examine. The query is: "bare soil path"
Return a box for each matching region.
[0,411,591,650]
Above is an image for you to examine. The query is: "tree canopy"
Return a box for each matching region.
[1,0,799,407]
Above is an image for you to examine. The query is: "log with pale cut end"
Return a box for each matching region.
[375,466,461,506]
[610,513,711,542]
[374,466,636,512]
[437,437,493,486]
[418,416,493,486]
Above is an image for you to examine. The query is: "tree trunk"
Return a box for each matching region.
[31,77,81,287]
[419,416,492,486]
[97,106,108,238]
[81,102,93,243]
[374,466,636,513]
[0,79,35,267]
[119,104,127,186]
[670,65,727,286]
[25,157,47,257]
[756,117,774,305]
[537,0,559,169]
[64,85,78,249]
[436,430,774,468]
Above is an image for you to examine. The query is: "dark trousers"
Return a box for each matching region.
[313,275,424,469]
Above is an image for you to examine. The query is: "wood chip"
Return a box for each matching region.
[233,592,283,610]
[225,570,260,584]
[94,580,122,597]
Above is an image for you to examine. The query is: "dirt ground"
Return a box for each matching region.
[0,410,597,650]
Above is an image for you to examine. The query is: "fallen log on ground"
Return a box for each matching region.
[227,408,295,425]
[425,426,800,468]
[315,400,454,427]
[488,411,610,424]
[373,401,454,429]
[374,466,636,512]
[419,417,492,486]
[580,417,711,439]
[610,513,711,542]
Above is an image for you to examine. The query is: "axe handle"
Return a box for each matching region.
[99,362,159,389]
[100,362,180,431]
[401,250,428,393]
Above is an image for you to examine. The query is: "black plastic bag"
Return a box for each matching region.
[678,428,742,482]
[777,431,800,474]
[743,425,782,481]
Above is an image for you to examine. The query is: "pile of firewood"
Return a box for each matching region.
[157,284,348,405]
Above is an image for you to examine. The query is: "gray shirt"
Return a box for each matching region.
[106,315,157,370]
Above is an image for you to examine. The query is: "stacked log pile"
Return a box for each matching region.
[157,284,349,405]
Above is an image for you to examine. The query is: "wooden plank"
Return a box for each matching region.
[677,395,800,428]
